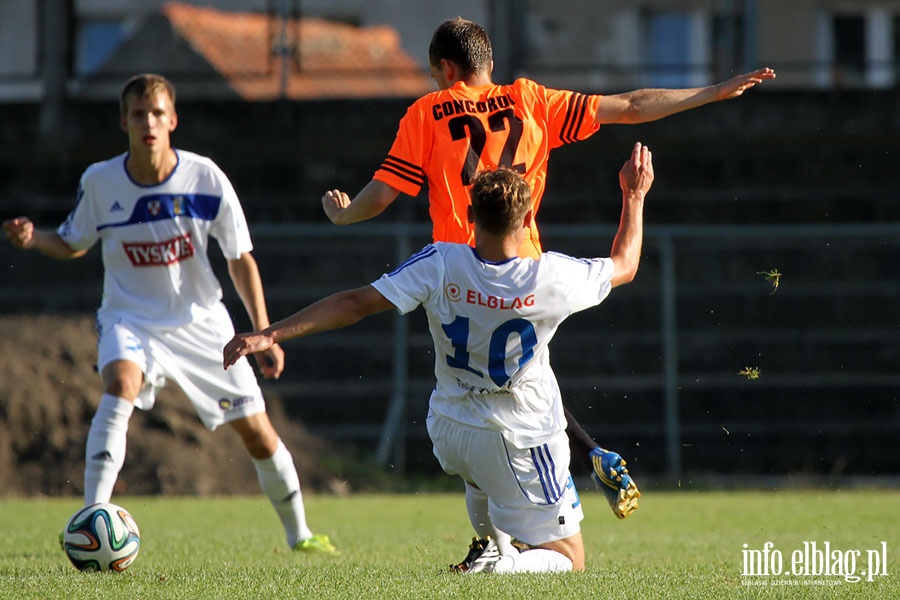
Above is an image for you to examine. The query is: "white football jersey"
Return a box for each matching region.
[372,243,614,447]
[57,150,252,327]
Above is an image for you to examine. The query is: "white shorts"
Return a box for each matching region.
[426,411,583,546]
[96,306,265,430]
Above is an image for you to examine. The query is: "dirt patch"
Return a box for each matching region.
[0,314,353,497]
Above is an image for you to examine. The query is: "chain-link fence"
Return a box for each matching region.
[250,222,900,481]
[3,222,898,480]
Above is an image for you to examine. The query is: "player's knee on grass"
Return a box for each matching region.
[535,532,585,571]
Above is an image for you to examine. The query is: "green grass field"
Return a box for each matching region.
[0,489,897,599]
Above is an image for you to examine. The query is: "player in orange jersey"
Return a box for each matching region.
[322,18,774,260]
[321,17,773,552]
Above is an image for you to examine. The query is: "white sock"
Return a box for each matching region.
[464,483,518,556]
[253,439,312,547]
[84,394,134,504]
[493,549,574,573]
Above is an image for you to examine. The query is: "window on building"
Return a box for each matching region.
[76,20,127,75]
[885,13,900,87]
[646,12,693,87]
[832,15,866,86]
[895,15,900,65]
[712,13,745,80]
[643,11,710,87]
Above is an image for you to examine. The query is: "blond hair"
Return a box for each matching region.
[119,73,176,116]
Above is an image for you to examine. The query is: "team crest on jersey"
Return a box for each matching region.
[173,196,184,215]
[445,283,462,302]
[147,199,161,216]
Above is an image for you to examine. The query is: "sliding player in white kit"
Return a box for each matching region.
[224,141,654,572]
[2,73,337,555]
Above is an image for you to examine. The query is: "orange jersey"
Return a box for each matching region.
[373,78,602,258]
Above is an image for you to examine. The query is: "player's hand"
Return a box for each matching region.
[2,217,36,249]
[715,67,776,100]
[223,331,275,370]
[321,189,352,224]
[254,342,284,380]
[619,142,653,199]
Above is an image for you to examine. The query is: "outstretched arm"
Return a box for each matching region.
[322,180,401,225]
[610,142,654,287]
[595,67,775,125]
[224,285,395,370]
[3,217,87,260]
[227,252,285,379]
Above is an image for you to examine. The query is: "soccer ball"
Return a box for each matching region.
[62,502,141,572]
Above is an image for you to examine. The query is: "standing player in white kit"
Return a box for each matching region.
[225,141,654,572]
[2,73,337,555]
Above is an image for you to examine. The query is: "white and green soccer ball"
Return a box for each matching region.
[62,502,141,572]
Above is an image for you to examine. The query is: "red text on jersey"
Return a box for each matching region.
[465,289,535,310]
[123,233,195,266]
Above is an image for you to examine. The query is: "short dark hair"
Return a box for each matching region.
[120,73,176,116]
[470,167,531,235]
[428,18,492,76]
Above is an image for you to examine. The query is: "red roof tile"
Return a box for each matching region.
[162,2,433,100]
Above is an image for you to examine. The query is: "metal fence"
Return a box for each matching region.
[256,222,900,480]
[2,221,898,478]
